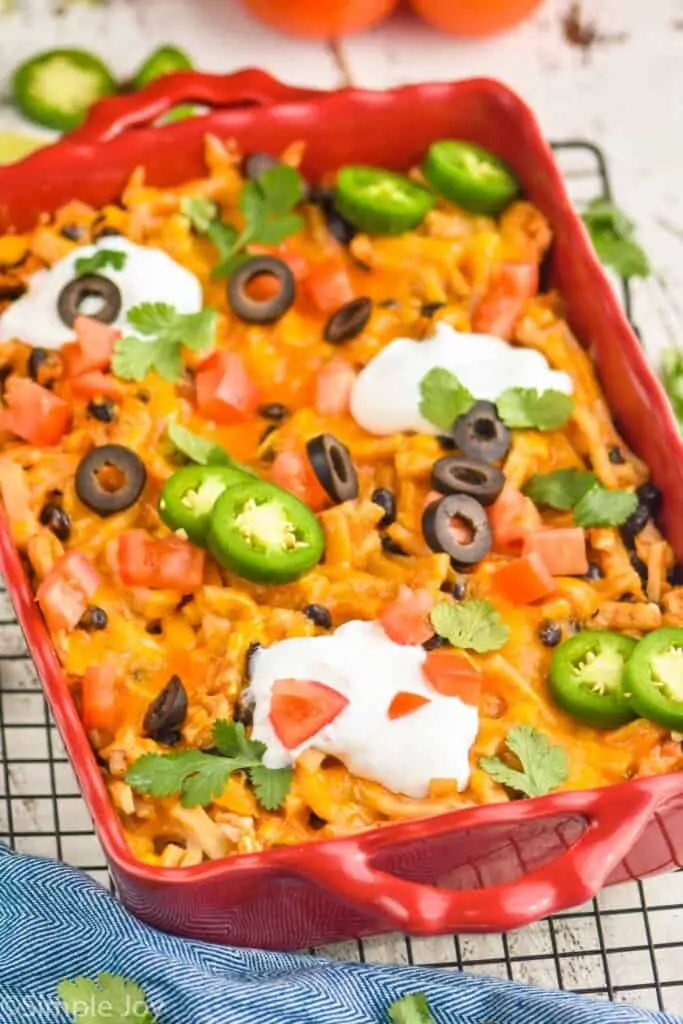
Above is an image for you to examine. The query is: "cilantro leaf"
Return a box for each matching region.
[419,367,475,431]
[248,764,293,811]
[58,973,157,1023]
[388,993,435,1024]
[479,725,568,798]
[660,347,683,434]
[257,163,304,215]
[496,387,573,431]
[523,468,598,511]
[430,599,509,654]
[213,719,265,760]
[112,302,217,383]
[166,419,258,476]
[180,195,219,233]
[74,248,127,277]
[213,720,291,809]
[573,485,638,528]
[581,197,650,279]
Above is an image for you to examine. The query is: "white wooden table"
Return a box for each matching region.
[1,0,683,1012]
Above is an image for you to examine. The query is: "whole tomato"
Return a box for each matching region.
[241,0,399,38]
[408,0,543,37]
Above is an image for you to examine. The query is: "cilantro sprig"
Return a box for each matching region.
[479,725,569,798]
[430,599,509,654]
[388,993,435,1023]
[125,720,292,811]
[419,368,474,431]
[112,302,217,383]
[58,973,157,1024]
[181,163,304,279]
[523,468,637,527]
[166,419,257,476]
[75,248,127,277]
[581,197,650,279]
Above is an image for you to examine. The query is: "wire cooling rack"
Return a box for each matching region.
[1,141,682,1016]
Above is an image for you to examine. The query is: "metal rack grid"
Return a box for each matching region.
[1,141,682,1016]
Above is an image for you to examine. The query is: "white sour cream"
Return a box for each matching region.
[0,236,203,348]
[350,321,573,436]
[249,619,479,798]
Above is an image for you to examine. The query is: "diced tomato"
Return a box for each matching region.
[380,586,434,646]
[195,351,260,425]
[315,357,356,417]
[493,551,555,605]
[270,678,349,749]
[0,378,70,446]
[36,550,101,632]
[81,664,119,732]
[304,261,354,314]
[269,449,328,512]
[388,690,432,720]
[523,528,588,577]
[62,317,119,376]
[118,530,205,591]
[487,482,542,555]
[70,371,125,402]
[422,650,482,705]
[473,262,539,340]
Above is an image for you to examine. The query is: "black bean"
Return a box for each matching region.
[436,435,457,451]
[421,301,446,317]
[27,347,60,385]
[667,563,683,587]
[583,562,604,581]
[371,487,396,529]
[608,445,625,465]
[136,389,150,404]
[620,502,649,546]
[39,502,71,542]
[422,634,450,651]
[245,641,261,680]
[60,224,85,241]
[233,700,254,728]
[78,606,108,631]
[145,620,163,635]
[630,553,648,586]
[381,534,406,556]
[538,621,562,647]
[87,398,117,423]
[303,604,332,629]
[452,579,468,600]
[636,481,661,517]
[154,729,182,747]
[257,402,289,422]
[143,675,188,741]
[308,812,327,831]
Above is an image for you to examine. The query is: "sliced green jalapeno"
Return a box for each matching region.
[549,630,637,729]
[159,464,249,546]
[12,49,117,131]
[334,166,435,236]
[132,45,193,90]
[423,140,519,216]
[626,628,683,730]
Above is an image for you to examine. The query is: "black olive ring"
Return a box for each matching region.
[306,433,359,504]
[453,400,511,464]
[324,297,373,344]
[432,455,505,506]
[75,444,147,517]
[228,256,295,325]
[57,274,122,328]
[422,493,492,568]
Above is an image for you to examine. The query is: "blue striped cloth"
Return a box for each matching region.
[0,845,679,1023]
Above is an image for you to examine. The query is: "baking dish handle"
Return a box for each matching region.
[67,69,321,146]
[300,781,675,934]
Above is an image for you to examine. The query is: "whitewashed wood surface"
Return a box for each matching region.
[1,0,683,1010]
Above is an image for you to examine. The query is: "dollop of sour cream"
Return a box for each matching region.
[0,236,203,349]
[249,619,479,798]
[350,321,573,436]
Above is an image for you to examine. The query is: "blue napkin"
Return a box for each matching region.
[0,845,679,1024]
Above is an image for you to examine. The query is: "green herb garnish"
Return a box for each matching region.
[125,720,292,811]
[74,248,127,276]
[112,302,216,383]
[581,197,650,279]
[166,419,257,476]
[479,724,569,797]
[58,973,157,1024]
[572,486,638,528]
[496,387,573,431]
[430,599,509,654]
[523,467,637,527]
[418,368,475,431]
[388,993,435,1024]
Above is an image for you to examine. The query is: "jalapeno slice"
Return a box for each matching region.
[11,49,117,132]
[549,631,637,729]
[625,628,683,730]
[423,140,519,216]
[208,480,325,584]
[132,45,193,90]
[335,166,435,236]
[159,464,250,546]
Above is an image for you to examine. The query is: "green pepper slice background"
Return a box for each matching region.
[159,464,249,546]
[335,165,435,236]
[132,45,194,90]
[422,140,519,216]
[12,49,117,132]
[626,627,683,731]
[208,480,324,584]
[549,630,637,729]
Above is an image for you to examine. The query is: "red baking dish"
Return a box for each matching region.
[1,70,683,951]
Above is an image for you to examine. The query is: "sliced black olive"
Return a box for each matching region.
[431,456,505,506]
[306,433,358,503]
[143,674,188,741]
[371,487,396,528]
[324,297,372,344]
[620,502,649,546]
[303,603,332,629]
[228,256,295,325]
[258,402,289,422]
[636,481,661,517]
[87,398,117,423]
[421,493,492,568]
[60,224,85,242]
[79,606,108,631]
[453,400,511,464]
[538,620,562,647]
[75,444,146,517]
[608,445,625,465]
[241,152,280,181]
[27,346,62,388]
[381,534,406,556]
[39,502,71,542]
[57,274,122,328]
[421,301,446,317]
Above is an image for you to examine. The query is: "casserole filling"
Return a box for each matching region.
[0,136,681,867]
